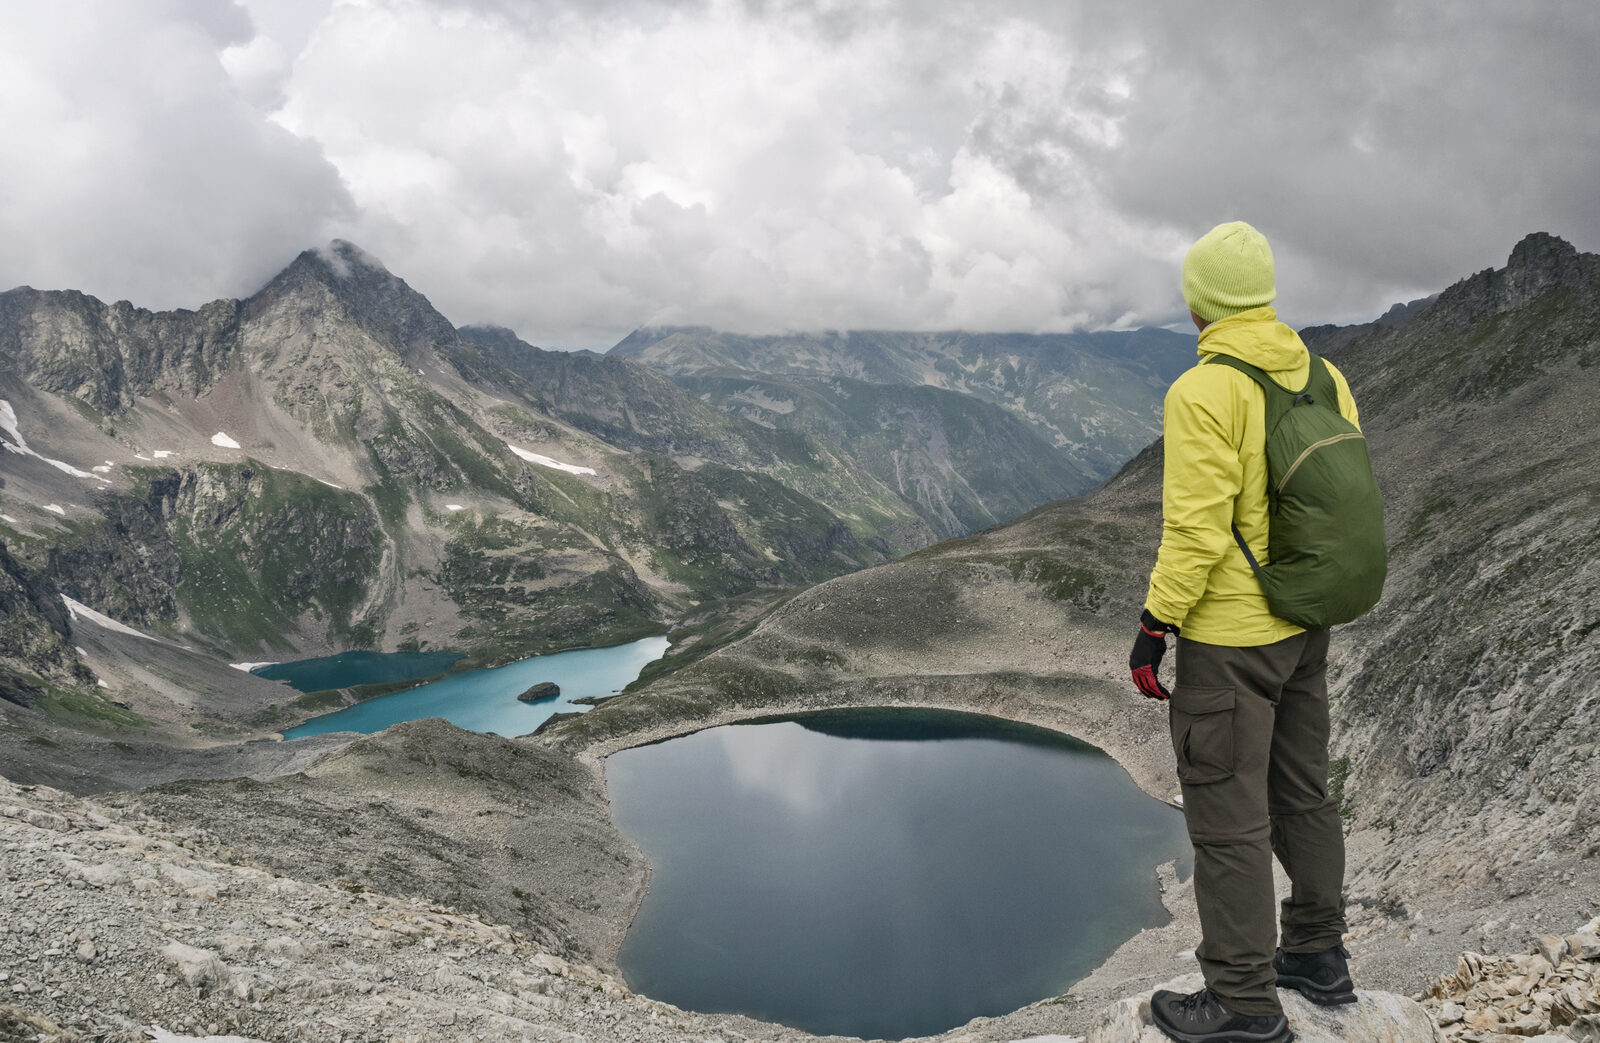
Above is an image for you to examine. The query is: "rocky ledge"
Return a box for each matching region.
[1082,973,1436,1042]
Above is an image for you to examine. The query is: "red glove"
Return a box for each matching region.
[1129,609,1179,700]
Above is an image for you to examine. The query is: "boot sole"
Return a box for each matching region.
[1150,1009,1295,1043]
[1150,1021,1295,1043]
[1276,972,1357,1006]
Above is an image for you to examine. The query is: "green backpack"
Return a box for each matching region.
[1206,353,1387,629]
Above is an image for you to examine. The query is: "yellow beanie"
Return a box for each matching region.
[1182,221,1276,323]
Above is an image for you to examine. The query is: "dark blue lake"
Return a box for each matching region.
[279,636,670,739]
[606,709,1191,1040]
[253,649,464,692]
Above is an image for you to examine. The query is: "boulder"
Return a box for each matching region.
[159,942,230,990]
[516,681,561,703]
[1085,974,1439,1042]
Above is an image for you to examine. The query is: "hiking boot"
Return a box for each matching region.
[1274,944,1357,1006]
[1150,987,1293,1043]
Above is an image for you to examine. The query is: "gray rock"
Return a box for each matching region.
[1085,974,1439,1042]
[159,942,230,990]
[1535,934,1569,967]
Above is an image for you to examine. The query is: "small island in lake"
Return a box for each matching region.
[516,682,561,703]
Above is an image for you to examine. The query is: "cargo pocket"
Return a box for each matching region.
[1169,685,1236,785]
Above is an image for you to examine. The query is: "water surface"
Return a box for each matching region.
[607,708,1190,1040]
[253,649,464,692]
[281,635,669,738]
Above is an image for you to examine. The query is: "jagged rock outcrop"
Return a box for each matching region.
[0,539,87,701]
[1422,915,1600,1040]
[1084,973,1439,1042]
[0,288,244,415]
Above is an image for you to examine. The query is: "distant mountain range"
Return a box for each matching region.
[0,241,1185,737]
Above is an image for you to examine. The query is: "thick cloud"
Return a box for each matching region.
[0,1,351,311]
[2,0,1596,345]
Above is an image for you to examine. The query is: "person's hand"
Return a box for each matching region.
[1129,609,1179,700]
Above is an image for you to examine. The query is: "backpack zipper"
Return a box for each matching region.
[1277,432,1365,495]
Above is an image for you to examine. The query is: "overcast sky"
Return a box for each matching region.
[3,1,1596,349]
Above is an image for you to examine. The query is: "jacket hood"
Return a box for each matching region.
[1195,306,1309,377]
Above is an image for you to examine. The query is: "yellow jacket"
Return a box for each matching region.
[1144,306,1361,646]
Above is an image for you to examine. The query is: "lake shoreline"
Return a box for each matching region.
[560,670,1205,1043]
[606,711,1190,1039]
[268,632,675,739]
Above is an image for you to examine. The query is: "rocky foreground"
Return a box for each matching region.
[6,769,1594,1043]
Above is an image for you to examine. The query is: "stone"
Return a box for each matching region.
[1535,934,1569,967]
[1571,929,1600,960]
[160,942,230,990]
[1438,1001,1466,1025]
[1084,974,1439,1042]
[79,862,129,888]
[516,681,561,703]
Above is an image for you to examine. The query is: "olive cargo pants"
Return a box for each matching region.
[1169,630,1347,1016]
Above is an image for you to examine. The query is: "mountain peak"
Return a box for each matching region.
[251,240,461,362]
[311,239,391,280]
[1433,231,1597,319]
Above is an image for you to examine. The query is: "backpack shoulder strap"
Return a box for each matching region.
[1205,351,1342,420]
[1204,352,1291,433]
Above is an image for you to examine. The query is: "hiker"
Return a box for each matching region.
[1130,221,1383,1043]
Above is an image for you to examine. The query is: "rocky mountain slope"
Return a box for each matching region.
[1,241,1184,747]
[609,325,1195,481]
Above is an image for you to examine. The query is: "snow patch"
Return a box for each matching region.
[211,432,241,449]
[42,504,66,516]
[92,464,112,473]
[445,504,465,511]
[317,479,343,489]
[0,514,17,524]
[505,443,597,476]
[62,596,154,641]
[135,454,151,461]
[230,662,278,673]
[97,680,109,688]
[0,399,107,480]
[152,450,175,458]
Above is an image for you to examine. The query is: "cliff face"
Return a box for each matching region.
[0,289,244,416]
[0,540,86,706]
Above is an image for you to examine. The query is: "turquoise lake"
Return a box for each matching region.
[278,635,670,739]
[607,709,1192,1040]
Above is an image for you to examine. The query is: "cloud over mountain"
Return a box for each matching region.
[2,0,1596,346]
